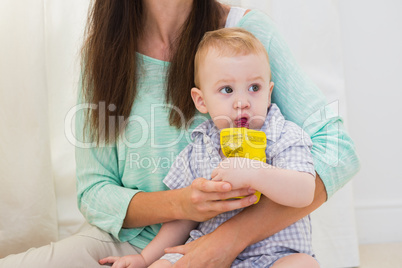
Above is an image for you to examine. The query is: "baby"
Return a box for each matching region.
[100,27,319,268]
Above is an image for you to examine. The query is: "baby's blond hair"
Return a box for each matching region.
[194,27,270,87]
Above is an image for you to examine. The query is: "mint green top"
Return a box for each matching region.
[75,10,360,249]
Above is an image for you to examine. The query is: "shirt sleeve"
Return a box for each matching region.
[270,122,316,177]
[239,11,360,198]
[75,90,140,242]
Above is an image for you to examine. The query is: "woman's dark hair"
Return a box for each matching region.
[81,0,223,143]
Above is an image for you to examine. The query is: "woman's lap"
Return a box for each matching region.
[0,226,141,268]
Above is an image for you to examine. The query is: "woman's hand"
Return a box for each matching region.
[124,178,256,228]
[165,227,241,268]
[180,177,257,222]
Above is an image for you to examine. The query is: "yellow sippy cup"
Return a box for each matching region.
[220,127,267,204]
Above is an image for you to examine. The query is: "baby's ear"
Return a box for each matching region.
[268,81,274,99]
[269,81,274,94]
[191,87,208,114]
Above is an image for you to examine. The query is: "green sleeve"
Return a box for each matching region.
[74,90,143,241]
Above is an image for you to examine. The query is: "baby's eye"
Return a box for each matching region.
[248,84,260,92]
[220,87,233,94]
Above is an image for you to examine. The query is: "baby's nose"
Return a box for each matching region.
[234,99,250,109]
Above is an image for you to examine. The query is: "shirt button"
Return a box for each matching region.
[207,148,213,154]
[203,136,208,143]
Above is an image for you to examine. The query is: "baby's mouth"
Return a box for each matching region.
[235,117,249,128]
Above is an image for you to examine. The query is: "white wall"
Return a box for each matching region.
[338,0,402,244]
[44,0,90,240]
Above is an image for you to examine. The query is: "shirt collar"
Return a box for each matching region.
[259,104,284,143]
[191,120,221,146]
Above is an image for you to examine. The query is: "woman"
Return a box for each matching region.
[0,0,359,267]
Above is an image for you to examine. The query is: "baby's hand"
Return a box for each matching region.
[99,254,146,268]
[211,157,263,190]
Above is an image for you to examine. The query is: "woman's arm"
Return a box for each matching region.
[123,178,257,228]
[166,174,326,267]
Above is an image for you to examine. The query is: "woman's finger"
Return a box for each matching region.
[214,188,255,200]
[183,178,256,221]
[191,177,231,192]
[191,185,253,203]
[211,195,257,213]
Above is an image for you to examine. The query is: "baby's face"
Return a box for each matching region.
[195,49,273,130]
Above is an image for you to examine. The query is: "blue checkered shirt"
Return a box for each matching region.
[162,104,316,267]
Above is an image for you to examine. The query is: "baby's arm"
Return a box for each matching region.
[142,220,198,265]
[212,159,315,208]
[100,220,197,267]
[249,164,315,207]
